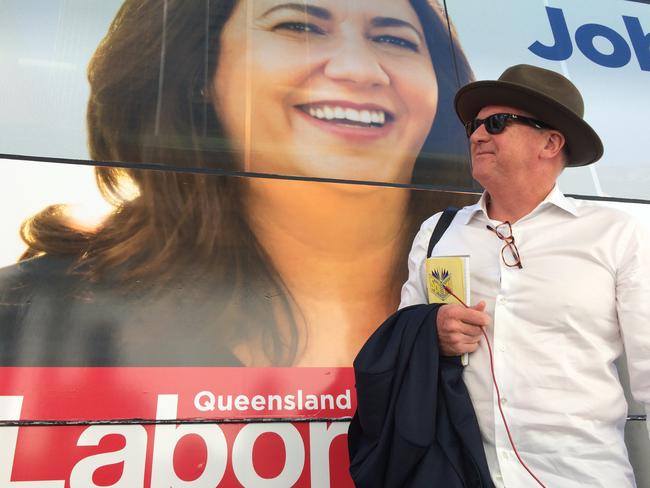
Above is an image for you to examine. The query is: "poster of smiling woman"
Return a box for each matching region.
[0,0,477,365]
[0,0,648,485]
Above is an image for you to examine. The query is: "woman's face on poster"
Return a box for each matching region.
[213,0,438,184]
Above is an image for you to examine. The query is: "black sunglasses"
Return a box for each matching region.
[464,113,551,138]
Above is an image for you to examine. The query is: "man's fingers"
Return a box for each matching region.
[471,300,486,312]
[455,321,484,337]
[440,327,482,346]
[443,305,490,328]
[439,334,481,356]
[436,303,489,356]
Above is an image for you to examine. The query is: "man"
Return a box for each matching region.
[400,64,650,487]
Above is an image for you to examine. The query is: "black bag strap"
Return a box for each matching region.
[427,207,460,258]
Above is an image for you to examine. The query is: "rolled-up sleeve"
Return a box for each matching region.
[399,214,440,310]
[616,219,650,439]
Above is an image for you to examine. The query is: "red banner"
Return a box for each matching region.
[0,368,355,487]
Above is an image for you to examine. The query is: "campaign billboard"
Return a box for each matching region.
[0,0,648,486]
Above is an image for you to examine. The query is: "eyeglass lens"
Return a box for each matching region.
[494,222,512,238]
[465,114,508,137]
[485,114,508,135]
[501,241,521,268]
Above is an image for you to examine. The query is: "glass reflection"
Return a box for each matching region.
[1,0,479,367]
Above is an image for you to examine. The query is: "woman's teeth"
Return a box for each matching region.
[306,105,386,127]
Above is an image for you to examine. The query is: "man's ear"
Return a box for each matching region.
[541,131,566,160]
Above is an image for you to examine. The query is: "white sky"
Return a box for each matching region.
[0,159,110,268]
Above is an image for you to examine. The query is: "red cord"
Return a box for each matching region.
[443,285,546,488]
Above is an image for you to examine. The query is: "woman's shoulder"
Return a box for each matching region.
[0,255,243,366]
[0,253,81,275]
[0,255,82,300]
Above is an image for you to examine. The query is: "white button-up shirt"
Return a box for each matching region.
[400,186,650,487]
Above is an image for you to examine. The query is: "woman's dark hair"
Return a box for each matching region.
[411,0,476,187]
[20,0,477,365]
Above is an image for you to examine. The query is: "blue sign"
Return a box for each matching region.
[530,7,650,71]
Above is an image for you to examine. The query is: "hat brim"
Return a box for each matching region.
[454,80,603,167]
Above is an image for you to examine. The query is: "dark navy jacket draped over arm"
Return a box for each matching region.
[348,304,494,487]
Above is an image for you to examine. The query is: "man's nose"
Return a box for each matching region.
[469,122,490,144]
[323,35,390,87]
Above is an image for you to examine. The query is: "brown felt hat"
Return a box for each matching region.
[454,64,603,167]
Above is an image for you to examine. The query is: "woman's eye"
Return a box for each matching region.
[373,35,419,52]
[273,22,325,35]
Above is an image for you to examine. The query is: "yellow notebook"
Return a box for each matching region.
[425,255,469,305]
[425,255,470,366]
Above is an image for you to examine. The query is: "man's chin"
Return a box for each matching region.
[471,167,491,188]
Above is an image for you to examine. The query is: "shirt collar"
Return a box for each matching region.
[460,184,579,225]
[459,196,487,225]
[540,184,579,217]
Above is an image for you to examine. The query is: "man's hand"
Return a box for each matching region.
[436,302,490,356]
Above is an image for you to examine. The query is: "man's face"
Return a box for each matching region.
[468,105,548,189]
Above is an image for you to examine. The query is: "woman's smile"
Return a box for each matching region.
[298,102,392,128]
[294,99,396,143]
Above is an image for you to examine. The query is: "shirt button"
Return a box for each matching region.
[497,295,507,305]
[501,397,508,405]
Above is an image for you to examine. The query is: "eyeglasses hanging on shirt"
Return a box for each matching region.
[486,221,523,269]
